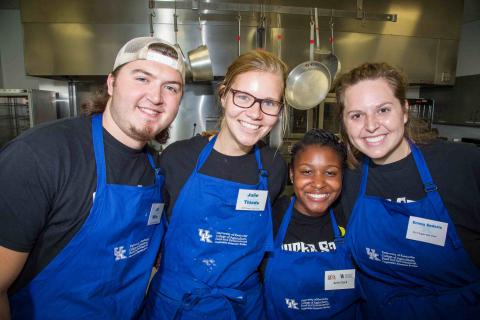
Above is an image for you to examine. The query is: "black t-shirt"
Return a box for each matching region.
[0,116,158,294]
[272,195,347,253]
[338,139,480,269]
[159,135,288,218]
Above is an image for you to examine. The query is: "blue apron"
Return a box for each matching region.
[142,135,274,319]
[10,114,166,319]
[346,142,480,320]
[264,197,363,320]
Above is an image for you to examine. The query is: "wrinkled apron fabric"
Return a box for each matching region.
[10,114,166,319]
[142,135,273,319]
[346,142,480,320]
[264,197,364,319]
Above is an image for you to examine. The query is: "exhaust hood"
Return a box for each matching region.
[20,0,463,85]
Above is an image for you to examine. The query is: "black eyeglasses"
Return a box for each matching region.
[229,89,283,116]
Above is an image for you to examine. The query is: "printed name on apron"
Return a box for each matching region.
[324,269,356,290]
[405,216,448,246]
[235,189,268,211]
[147,203,165,225]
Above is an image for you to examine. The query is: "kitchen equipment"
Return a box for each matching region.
[256,6,266,49]
[268,13,285,149]
[321,15,341,80]
[0,89,57,146]
[318,93,339,133]
[236,14,241,56]
[285,19,331,110]
[407,98,435,128]
[172,12,192,82]
[187,16,213,82]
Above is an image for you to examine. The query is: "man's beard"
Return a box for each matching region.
[127,123,156,142]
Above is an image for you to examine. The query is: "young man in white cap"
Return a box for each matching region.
[0,37,185,319]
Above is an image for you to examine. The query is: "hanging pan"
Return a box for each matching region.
[285,19,331,110]
[322,14,341,80]
[172,12,191,82]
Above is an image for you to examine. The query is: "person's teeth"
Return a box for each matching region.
[240,121,259,130]
[306,193,328,199]
[140,107,159,115]
[365,135,385,143]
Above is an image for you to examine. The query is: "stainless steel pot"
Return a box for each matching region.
[285,20,331,110]
[188,45,213,81]
[187,17,213,82]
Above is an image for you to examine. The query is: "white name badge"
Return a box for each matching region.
[324,269,356,291]
[406,216,448,247]
[147,203,164,225]
[235,189,268,211]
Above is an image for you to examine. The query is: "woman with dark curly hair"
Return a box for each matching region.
[263,128,364,319]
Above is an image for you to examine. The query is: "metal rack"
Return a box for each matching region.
[0,89,57,147]
[407,98,435,128]
[150,0,397,22]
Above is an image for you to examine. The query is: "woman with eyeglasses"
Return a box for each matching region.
[141,49,288,319]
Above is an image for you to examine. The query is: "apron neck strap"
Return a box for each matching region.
[329,208,342,241]
[274,196,295,248]
[275,199,340,247]
[92,114,107,186]
[359,141,438,195]
[359,159,369,196]
[195,135,264,173]
[408,141,438,193]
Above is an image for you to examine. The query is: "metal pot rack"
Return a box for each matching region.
[149,0,397,23]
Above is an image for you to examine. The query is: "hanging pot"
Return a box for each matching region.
[187,16,213,82]
[285,19,331,110]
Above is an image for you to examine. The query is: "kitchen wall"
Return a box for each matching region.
[0,9,39,89]
[0,8,72,118]
[0,1,479,140]
[430,0,480,140]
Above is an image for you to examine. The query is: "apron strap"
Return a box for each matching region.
[330,208,344,244]
[92,114,107,188]
[360,142,438,195]
[359,159,369,196]
[195,135,217,171]
[195,135,268,187]
[408,141,438,193]
[173,286,244,319]
[274,197,295,248]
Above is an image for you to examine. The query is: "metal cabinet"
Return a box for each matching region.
[0,89,57,147]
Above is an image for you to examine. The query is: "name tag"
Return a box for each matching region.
[406,216,448,247]
[235,189,268,211]
[147,203,164,225]
[324,269,355,290]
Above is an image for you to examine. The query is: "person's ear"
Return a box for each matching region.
[219,85,227,109]
[403,101,409,124]
[107,73,115,96]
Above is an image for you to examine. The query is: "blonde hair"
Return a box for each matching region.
[334,62,436,168]
[217,49,289,134]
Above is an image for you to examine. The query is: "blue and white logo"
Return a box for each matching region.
[114,246,127,261]
[285,298,299,310]
[366,248,381,261]
[198,228,213,243]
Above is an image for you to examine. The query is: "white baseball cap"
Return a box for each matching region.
[113,37,186,83]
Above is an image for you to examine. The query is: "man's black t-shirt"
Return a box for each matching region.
[0,116,157,293]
